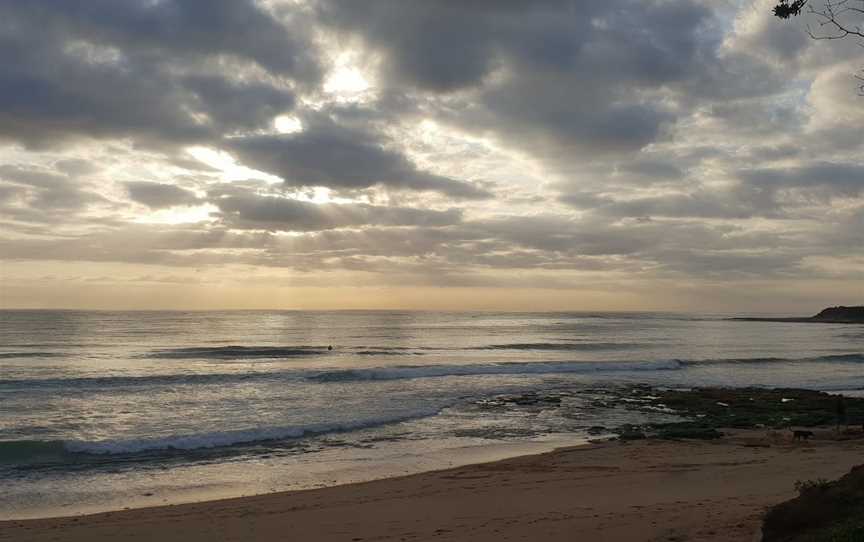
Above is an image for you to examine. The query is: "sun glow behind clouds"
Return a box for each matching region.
[274,115,303,134]
[296,186,362,204]
[185,145,356,206]
[325,66,370,94]
[186,146,282,183]
[323,51,372,100]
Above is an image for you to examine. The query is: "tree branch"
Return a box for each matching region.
[806,0,864,39]
[775,0,864,39]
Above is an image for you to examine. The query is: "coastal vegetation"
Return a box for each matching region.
[763,466,864,542]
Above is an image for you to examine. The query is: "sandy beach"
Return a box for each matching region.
[3,429,862,542]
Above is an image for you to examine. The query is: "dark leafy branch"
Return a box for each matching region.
[773,0,864,94]
[774,0,810,19]
[773,0,864,39]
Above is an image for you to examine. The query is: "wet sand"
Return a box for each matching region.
[3,428,862,542]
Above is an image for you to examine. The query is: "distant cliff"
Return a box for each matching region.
[731,306,864,324]
[810,306,864,323]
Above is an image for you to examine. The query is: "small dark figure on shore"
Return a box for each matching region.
[328,345,333,351]
[792,430,814,441]
[836,396,847,428]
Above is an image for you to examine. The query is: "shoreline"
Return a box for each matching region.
[4,427,864,542]
[1,434,595,522]
[3,438,598,521]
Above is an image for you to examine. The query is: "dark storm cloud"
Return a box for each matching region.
[182,76,296,130]
[468,87,675,156]
[318,0,712,93]
[125,181,201,209]
[211,190,463,232]
[4,0,320,80]
[317,0,506,93]
[0,0,492,201]
[319,0,716,156]
[0,0,315,147]
[226,119,493,199]
[0,31,203,147]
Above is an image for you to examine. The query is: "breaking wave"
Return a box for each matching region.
[146,346,330,359]
[0,408,442,464]
[309,353,864,383]
[309,359,684,383]
[676,353,864,366]
[0,352,63,359]
[4,353,860,391]
[474,342,647,351]
[0,371,296,391]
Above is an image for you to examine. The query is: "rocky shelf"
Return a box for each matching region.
[730,305,864,324]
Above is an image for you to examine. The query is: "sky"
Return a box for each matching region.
[0,0,862,312]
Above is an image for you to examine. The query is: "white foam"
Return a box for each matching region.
[310,359,684,383]
[62,408,442,455]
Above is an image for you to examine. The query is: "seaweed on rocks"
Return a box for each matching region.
[599,386,864,440]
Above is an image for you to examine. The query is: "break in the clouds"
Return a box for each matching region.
[0,0,861,310]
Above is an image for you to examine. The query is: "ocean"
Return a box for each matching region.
[1,310,862,519]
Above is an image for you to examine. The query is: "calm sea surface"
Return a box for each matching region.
[1,310,862,518]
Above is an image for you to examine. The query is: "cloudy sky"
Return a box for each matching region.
[0,0,861,311]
